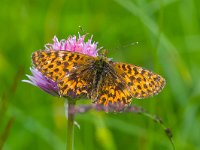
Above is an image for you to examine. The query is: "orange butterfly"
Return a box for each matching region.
[32,50,165,109]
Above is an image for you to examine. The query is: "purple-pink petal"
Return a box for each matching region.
[22,68,60,96]
[45,33,100,57]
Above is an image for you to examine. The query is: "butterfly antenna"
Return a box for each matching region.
[122,41,139,49]
[78,26,88,35]
[113,41,139,51]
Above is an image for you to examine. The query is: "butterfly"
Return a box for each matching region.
[32,50,165,110]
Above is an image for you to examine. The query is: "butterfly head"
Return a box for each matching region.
[98,49,108,59]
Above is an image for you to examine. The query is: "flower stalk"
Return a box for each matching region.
[66,99,76,150]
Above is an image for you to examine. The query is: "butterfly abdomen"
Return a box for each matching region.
[91,59,104,89]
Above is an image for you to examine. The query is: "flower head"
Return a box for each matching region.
[45,33,99,57]
[23,33,100,95]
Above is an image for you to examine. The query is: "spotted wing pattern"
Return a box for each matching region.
[58,65,96,98]
[91,66,132,109]
[113,62,166,99]
[32,50,96,98]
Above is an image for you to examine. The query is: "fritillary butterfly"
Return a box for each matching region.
[32,50,165,110]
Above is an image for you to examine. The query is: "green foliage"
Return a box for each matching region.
[0,0,200,149]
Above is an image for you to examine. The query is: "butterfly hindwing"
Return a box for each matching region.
[113,62,166,99]
[92,65,132,109]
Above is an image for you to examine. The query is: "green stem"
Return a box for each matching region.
[66,99,76,150]
[140,111,175,150]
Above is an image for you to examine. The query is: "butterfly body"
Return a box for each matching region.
[32,50,165,110]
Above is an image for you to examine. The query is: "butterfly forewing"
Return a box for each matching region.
[113,62,165,99]
[32,50,96,98]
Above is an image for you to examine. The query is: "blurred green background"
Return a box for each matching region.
[0,0,200,149]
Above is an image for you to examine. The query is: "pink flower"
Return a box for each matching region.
[45,33,99,57]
